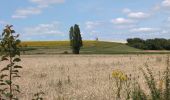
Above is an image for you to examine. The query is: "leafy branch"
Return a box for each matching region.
[0,25,22,100]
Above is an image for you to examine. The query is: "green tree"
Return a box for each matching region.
[69,24,83,54]
[127,38,170,50]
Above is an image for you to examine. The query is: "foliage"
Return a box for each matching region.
[138,59,170,100]
[112,70,127,99]
[0,25,22,100]
[32,91,45,100]
[127,38,170,50]
[112,56,170,100]
[140,64,161,100]
[69,24,83,54]
[131,84,147,100]
[164,56,170,100]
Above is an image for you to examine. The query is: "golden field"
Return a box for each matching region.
[21,41,97,47]
[2,54,167,100]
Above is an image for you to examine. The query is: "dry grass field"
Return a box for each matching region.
[1,54,168,100]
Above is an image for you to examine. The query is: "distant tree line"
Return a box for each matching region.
[127,38,170,50]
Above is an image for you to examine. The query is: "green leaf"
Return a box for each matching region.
[0,74,8,79]
[14,89,20,93]
[1,56,8,61]
[9,36,14,40]
[16,50,20,56]
[12,70,19,73]
[13,98,19,100]
[4,29,10,36]
[0,83,6,85]
[5,92,13,98]
[7,63,14,67]
[14,65,22,69]
[5,80,12,85]
[1,67,9,71]
[34,93,38,96]
[13,75,21,78]
[11,72,17,75]
[13,58,21,62]
[2,31,5,36]
[15,85,19,89]
[1,88,8,92]
[15,39,21,45]
[11,30,15,33]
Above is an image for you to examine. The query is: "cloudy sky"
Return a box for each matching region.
[0,0,170,42]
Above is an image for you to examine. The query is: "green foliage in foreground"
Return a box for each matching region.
[112,56,170,100]
[0,25,22,100]
[0,25,45,100]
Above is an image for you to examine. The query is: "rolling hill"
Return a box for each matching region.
[20,41,142,54]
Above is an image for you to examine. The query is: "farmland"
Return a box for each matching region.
[11,54,167,100]
[20,41,140,54]
[1,0,169,100]
[1,38,170,99]
[20,41,170,55]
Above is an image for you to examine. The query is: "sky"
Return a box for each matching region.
[0,0,170,42]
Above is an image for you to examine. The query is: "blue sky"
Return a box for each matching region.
[0,0,170,42]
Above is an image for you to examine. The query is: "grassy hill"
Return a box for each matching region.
[20,40,142,54]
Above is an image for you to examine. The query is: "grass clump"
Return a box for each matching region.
[32,91,45,100]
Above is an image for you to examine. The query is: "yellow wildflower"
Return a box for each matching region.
[112,70,127,81]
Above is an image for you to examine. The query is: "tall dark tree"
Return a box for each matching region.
[69,24,83,54]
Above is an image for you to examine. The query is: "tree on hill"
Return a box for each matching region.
[126,38,170,50]
[69,24,83,54]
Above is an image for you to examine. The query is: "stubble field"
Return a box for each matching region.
[2,54,168,100]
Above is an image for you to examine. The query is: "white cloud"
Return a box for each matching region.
[115,25,136,29]
[128,12,150,19]
[23,22,63,36]
[12,0,65,19]
[110,18,136,29]
[161,30,169,34]
[85,21,102,29]
[122,8,150,19]
[162,0,170,7]
[130,27,159,33]
[111,18,135,24]
[12,7,42,19]
[122,8,131,13]
[153,5,161,11]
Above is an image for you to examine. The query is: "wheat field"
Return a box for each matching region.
[2,54,168,100]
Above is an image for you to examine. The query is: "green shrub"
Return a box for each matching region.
[112,56,170,100]
[0,25,22,100]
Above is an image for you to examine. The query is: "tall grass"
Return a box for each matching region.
[112,55,170,100]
